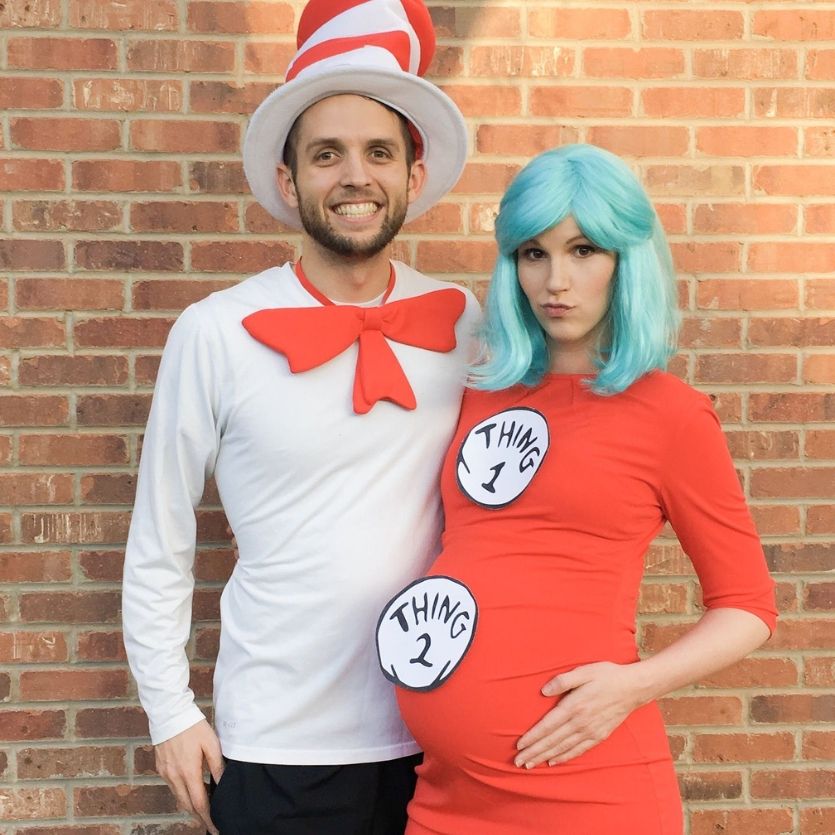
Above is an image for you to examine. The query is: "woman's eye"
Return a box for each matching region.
[574,244,597,257]
[520,247,545,260]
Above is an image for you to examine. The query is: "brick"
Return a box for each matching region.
[74,159,182,192]
[754,10,835,41]
[0,0,62,28]
[75,78,183,113]
[806,430,835,459]
[588,125,688,157]
[8,37,117,70]
[694,205,797,236]
[132,279,233,311]
[700,657,799,689]
[695,354,796,384]
[191,241,294,274]
[19,512,131,545]
[681,315,744,347]
[0,551,72,583]
[77,394,152,426]
[690,808,794,835]
[13,200,122,233]
[643,10,743,40]
[754,87,835,119]
[75,317,174,348]
[696,126,796,156]
[75,707,148,739]
[752,769,835,800]
[767,620,835,651]
[529,8,630,39]
[584,47,684,79]
[416,241,496,275]
[432,6,521,39]
[807,204,835,233]
[18,745,125,779]
[693,48,798,80]
[20,669,129,701]
[76,240,183,272]
[725,430,799,460]
[805,122,835,155]
[806,280,835,309]
[808,505,835,534]
[11,117,121,152]
[16,277,124,312]
[807,50,835,80]
[637,583,688,614]
[0,76,63,108]
[189,80,277,115]
[187,1,294,35]
[0,239,65,271]
[0,630,68,663]
[0,395,69,426]
[696,277,797,310]
[76,630,127,661]
[805,582,835,611]
[0,709,66,740]
[801,808,835,835]
[19,434,128,466]
[402,203,464,236]
[0,157,64,191]
[195,627,220,660]
[752,468,835,499]
[693,732,795,764]
[0,473,73,504]
[804,730,835,761]
[675,242,743,274]
[530,85,632,118]
[80,473,136,505]
[0,787,66,820]
[765,542,835,573]
[130,200,238,233]
[646,166,745,197]
[642,87,744,118]
[655,204,687,236]
[244,41,297,74]
[805,658,835,688]
[130,118,239,153]
[748,242,835,273]
[469,46,573,79]
[69,0,177,31]
[750,317,835,347]
[195,549,234,583]
[19,355,128,386]
[750,392,835,423]
[660,696,743,726]
[679,771,742,801]
[475,124,579,158]
[189,161,247,194]
[756,165,835,196]
[439,84,520,118]
[129,38,235,73]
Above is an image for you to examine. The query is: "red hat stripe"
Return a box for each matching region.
[400,0,435,75]
[297,0,369,48]
[286,31,412,82]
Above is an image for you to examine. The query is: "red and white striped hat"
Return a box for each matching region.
[243,0,467,229]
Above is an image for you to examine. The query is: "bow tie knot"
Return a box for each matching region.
[361,307,385,331]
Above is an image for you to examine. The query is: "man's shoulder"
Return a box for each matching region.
[392,261,477,303]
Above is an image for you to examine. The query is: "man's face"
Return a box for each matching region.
[276,95,426,260]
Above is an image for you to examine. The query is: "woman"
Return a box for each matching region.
[376,144,777,834]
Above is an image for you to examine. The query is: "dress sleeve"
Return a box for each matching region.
[122,304,223,744]
[658,394,777,633]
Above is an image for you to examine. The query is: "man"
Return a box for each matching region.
[121,1,479,833]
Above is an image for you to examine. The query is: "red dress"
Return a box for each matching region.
[390,372,777,835]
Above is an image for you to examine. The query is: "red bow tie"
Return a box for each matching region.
[242,263,466,414]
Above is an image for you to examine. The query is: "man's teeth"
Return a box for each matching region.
[333,203,378,217]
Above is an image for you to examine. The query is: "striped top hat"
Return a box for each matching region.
[243,0,468,229]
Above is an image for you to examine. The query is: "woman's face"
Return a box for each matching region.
[516,216,617,372]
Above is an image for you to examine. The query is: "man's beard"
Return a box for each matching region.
[297,192,408,259]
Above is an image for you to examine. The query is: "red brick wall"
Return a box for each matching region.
[1,2,833,832]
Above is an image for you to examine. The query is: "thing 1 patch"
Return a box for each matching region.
[456,407,549,508]
[377,576,478,692]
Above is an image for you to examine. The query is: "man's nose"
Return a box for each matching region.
[340,152,373,187]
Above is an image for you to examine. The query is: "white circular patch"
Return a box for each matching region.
[377,576,478,692]
[456,407,549,508]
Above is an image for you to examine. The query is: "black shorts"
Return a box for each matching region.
[208,753,422,835]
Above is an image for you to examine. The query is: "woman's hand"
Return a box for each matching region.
[514,661,648,768]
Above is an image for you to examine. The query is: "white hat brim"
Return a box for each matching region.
[243,65,468,229]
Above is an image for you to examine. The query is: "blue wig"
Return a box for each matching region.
[471,144,680,395]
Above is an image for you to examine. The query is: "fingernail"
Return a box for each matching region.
[525,762,535,770]
[514,758,524,768]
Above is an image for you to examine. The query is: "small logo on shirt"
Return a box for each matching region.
[456,407,549,507]
[377,576,478,692]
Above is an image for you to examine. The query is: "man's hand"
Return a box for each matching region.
[514,661,645,768]
[155,720,225,835]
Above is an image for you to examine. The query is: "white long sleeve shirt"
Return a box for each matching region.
[122,261,480,764]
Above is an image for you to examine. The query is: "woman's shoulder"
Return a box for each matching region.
[628,370,713,411]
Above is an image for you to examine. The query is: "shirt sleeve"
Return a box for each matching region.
[122,304,223,744]
[658,394,778,634]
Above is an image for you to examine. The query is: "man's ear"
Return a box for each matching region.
[276,163,298,208]
[407,158,427,207]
